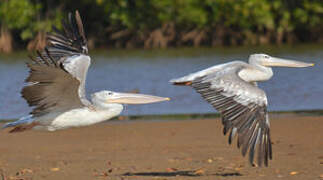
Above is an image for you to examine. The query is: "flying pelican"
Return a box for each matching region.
[3,11,170,133]
[170,54,314,166]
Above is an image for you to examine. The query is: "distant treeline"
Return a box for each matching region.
[0,0,322,53]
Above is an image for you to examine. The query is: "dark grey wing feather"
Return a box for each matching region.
[191,65,272,167]
[22,51,84,117]
[22,10,91,116]
[42,10,91,105]
[47,10,88,59]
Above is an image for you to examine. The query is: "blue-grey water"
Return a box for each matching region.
[0,45,322,120]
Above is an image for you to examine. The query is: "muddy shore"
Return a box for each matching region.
[0,114,322,180]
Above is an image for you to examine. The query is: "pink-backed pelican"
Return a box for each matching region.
[3,11,170,133]
[170,54,314,166]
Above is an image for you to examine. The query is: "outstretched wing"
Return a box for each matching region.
[22,10,91,116]
[190,63,272,167]
[45,10,91,105]
[22,52,84,116]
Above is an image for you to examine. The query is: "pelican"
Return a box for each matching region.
[170,54,314,166]
[3,11,170,133]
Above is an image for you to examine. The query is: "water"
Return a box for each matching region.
[0,44,322,119]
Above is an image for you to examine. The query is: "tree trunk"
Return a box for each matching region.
[0,26,13,53]
[27,31,47,51]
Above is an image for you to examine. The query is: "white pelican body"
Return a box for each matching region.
[170,54,314,166]
[33,104,123,131]
[3,11,169,132]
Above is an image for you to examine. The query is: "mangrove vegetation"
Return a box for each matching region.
[0,0,322,53]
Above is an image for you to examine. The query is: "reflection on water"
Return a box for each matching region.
[0,44,322,119]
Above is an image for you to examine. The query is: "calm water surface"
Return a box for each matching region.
[0,44,322,119]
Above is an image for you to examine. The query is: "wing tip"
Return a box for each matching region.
[171,81,192,86]
[8,122,38,133]
[46,9,88,56]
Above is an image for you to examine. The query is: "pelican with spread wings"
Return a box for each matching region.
[170,54,313,166]
[3,11,170,132]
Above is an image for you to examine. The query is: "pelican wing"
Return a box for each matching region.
[47,10,88,57]
[191,63,272,166]
[44,11,90,105]
[22,11,91,116]
[22,52,84,116]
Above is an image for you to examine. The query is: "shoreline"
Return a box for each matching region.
[1,109,323,122]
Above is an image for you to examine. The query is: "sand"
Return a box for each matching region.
[0,114,322,180]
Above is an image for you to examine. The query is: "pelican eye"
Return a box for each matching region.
[264,55,269,59]
[108,92,113,95]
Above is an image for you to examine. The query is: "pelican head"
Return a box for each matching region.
[91,90,170,106]
[249,54,314,68]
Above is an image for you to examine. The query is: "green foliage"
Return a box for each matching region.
[0,0,62,40]
[103,0,159,30]
[151,0,176,23]
[293,0,323,27]
[175,0,209,28]
[0,0,322,49]
[0,0,38,29]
